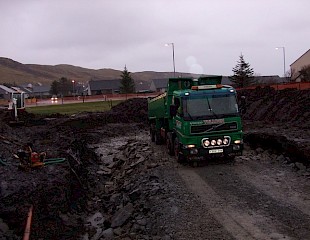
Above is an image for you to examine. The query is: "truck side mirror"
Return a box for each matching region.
[170,105,177,117]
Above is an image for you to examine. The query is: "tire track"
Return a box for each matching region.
[178,165,307,240]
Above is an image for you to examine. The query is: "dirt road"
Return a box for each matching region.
[150,140,310,240]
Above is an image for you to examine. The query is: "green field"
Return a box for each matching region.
[26,100,123,115]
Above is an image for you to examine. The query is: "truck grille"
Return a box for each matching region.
[191,122,237,134]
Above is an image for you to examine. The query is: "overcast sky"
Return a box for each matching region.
[0,0,309,77]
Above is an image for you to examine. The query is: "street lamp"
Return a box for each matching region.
[71,80,75,98]
[165,43,176,78]
[275,47,286,77]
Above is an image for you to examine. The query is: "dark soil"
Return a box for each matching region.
[238,87,310,165]
[0,88,309,239]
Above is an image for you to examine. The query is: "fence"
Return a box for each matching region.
[237,82,310,91]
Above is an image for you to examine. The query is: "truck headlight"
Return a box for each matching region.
[223,138,229,145]
[217,139,222,145]
[234,140,243,144]
[184,144,196,149]
[211,140,216,146]
[203,140,210,147]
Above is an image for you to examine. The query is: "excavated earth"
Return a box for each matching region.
[0,88,309,240]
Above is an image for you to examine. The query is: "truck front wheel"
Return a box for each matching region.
[174,138,184,163]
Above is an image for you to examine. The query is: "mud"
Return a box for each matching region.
[0,88,309,239]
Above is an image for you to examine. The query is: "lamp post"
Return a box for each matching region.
[71,80,75,99]
[275,47,286,77]
[165,43,176,78]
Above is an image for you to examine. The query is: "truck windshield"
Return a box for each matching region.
[183,94,239,120]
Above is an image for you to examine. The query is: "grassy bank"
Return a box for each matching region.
[26,100,123,115]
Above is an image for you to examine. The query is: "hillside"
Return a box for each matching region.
[0,57,202,86]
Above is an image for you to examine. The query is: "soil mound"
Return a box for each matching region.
[238,87,310,128]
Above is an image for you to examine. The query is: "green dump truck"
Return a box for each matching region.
[148,76,243,163]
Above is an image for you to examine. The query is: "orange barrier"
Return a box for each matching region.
[25,98,37,104]
[237,82,310,91]
[271,82,310,90]
[23,205,33,240]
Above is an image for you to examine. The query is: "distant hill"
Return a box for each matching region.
[0,57,204,89]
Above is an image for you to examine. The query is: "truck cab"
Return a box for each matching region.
[148,76,243,163]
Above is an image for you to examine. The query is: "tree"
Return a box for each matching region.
[299,65,310,82]
[229,54,255,88]
[50,80,60,95]
[120,66,135,93]
[49,77,72,96]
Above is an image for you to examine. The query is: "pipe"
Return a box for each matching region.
[23,205,33,240]
[0,158,9,166]
[43,158,66,165]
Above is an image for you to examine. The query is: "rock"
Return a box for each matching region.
[0,219,9,233]
[276,155,286,162]
[98,167,112,175]
[104,182,115,193]
[130,157,146,168]
[113,227,123,236]
[87,212,105,228]
[126,169,133,174]
[136,217,147,226]
[295,162,307,171]
[129,188,141,202]
[256,147,264,154]
[107,161,117,169]
[162,235,172,240]
[111,203,134,228]
[147,163,159,169]
[86,212,106,240]
[110,193,122,204]
[100,228,114,239]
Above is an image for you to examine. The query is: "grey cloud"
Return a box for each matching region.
[0,0,309,76]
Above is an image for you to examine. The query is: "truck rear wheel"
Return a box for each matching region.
[150,128,155,142]
[166,132,175,156]
[155,131,162,145]
[174,138,184,163]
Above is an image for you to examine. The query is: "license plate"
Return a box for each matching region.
[209,149,223,154]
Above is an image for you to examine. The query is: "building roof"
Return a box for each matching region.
[221,76,232,85]
[88,79,121,91]
[31,85,50,93]
[151,79,168,89]
[0,85,16,93]
[290,49,310,66]
[254,75,282,83]
[11,86,33,93]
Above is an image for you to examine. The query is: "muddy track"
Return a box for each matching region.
[151,140,310,240]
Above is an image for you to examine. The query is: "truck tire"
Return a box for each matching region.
[155,131,162,145]
[166,132,175,156]
[150,128,155,142]
[174,138,184,163]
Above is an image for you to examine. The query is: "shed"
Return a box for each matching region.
[0,85,16,100]
[149,79,168,92]
[87,79,121,95]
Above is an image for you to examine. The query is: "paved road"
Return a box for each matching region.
[26,94,158,108]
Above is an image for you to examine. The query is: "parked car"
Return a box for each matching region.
[51,95,58,102]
